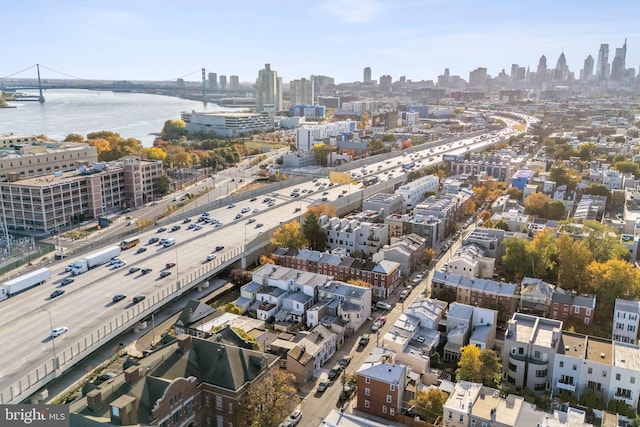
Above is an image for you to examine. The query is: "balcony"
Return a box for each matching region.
[556,379,576,392]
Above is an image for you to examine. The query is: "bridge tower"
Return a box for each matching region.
[201,68,207,103]
[36,63,45,103]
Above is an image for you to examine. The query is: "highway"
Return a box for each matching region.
[0,115,528,404]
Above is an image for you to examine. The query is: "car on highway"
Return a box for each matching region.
[132,295,146,304]
[321,197,328,202]
[247,218,256,224]
[60,278,74,286]
[207,253,217,261]
[148,237,159,244]
[170,225,181,232]
[165,262,176,269]
[215,245,224,252]
[227,203,235,209]
[141,268,152,275]
[252,208,260,213]
[110,256,122,265]
[194,225,203,231]
[157,227,166,233]
[50,326,69,338]
[112,294,126,303]
[183,218,191,224]
[136,247,147,254]
[294,207,301,212]
[235,213,243,220]
[159,270,171,278]
[128,266,141,274]
[250,197,257,202]
[255,223,264,228]
[113,260,127,268]
[187,223,196,230]
[65,263,75,272]
[50,289,65,299]
[241,207,250,214]
[317,379,330,393]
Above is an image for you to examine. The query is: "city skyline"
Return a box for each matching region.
[2,0,639,84]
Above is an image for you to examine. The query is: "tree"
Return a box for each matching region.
[153,176,171,196]
[502,238,532,279]
[306,204,337,218]
[86,138,112,159]
[529,229,557,280]
[546,200,567,220]
[64,133,84,142]
[145,146,168,161]
[241,369,299,427]
[582,184,611,200]
[221,303,242,314]
[229,268,252,286]
[347,279,372,288]
[524,192,551,216]
[423,247,435,265]
[271,222,308,249]
[614,160,640,177]
[302,212,326,251]
[494,219,509,231]
[259,254,275,265]
[409,389,448,423]
[507,187,523,201]
[456,345,502,387]
[462,199,477,216]
[556,234,593,292]
[588,259,640,320]
[160,119,187,141]
[369,138,385,151]
[311,143,327,166]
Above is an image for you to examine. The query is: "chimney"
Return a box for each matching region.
[124,366,142,386]
[176,334,192,352]
[86,389,103,412]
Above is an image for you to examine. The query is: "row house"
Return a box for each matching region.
[443,381,593,427]
[362,192,404,217]
[502,313,563,393]
[395,175,440,211]
[550,288,596,325]
[307,280,372,337]
[443,243,495,279]
[319,216,389,256]
[372,233,427,276]
[385,212,443,248]
[450,159,513,181]
[356,362,407,422]
[414,195,459,235]
[443,302,497,362]
[281,325,338,384]
[612,298,640,344]
[431,271,518,319]
[271,247,402,299]
[383,297,447,374]
[553,332,640,410]
[69,335,280,427]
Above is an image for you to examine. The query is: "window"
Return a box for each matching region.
[559,361,564,368]
[518,347,524,355]
[459,414,464,422]
[574,306,580,314]
[448,411,452,420]
[205,396,210,407]
[216,415,223,427]
[588,368,593,374]
[535,383,546,391]
[365,377,370,384]
[628,325,636,333]
[390,408,395,417]
[390,384,395,391]
[382,406,387,414]
[508,362,517,372]
[471,420,476,427]
[482,422,488,427]
[365,387,370,396]
[216,395,222,409]
[172,411,180,424]
[603,371,607,377]
[364,400,370,408]
[632,377,636,384]
[617,373,622,381]
[228,403,233,413]
[535,369,547,378]
[386,395,392,403]
[573,364,577,371]
[534,350,541,359]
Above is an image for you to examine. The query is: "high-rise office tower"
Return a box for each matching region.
[610,38,627,80]
[208,72,218,89]
[229,75,239,91]
[379,75,392,92]
[469,67,488,89]
[536,55,548,87]
[596,44,610,80]
[580,55,594,81]
[255,63,283,113]
[219,75,227,91]
[289,77,314,105]
[553,52,569,81]
[312,75,335,94]
[363,67,372,83]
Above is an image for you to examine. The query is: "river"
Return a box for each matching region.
[0,89,241,146]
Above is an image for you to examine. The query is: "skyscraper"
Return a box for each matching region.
[255,63,283,113]
[596,43,610,81]
[219,75,227,91]
[536,55,548,87]
[379,75,392,92]
[208,72,218,89]
[610,38,627,80]
[580,55,594,81]
[469,67,488,89]
[553,52,569,81]
[363,67,372,83]
[229,75,239,91]
[289,77,314,105]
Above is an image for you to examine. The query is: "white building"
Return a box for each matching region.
[443,302,497,361]
[553,332,640,410]
[612,298,640,344]
[395,175,440,211]
[319,216,389,256]
[183,111,274,137]
[255,63,283,113]
[306,280,372,336]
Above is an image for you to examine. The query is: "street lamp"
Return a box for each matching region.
[45,310,57,372]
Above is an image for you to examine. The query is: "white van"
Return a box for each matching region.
[163,238,176,248]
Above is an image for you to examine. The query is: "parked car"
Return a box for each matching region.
[50,326,68,338]
[317,379,330,393]
[399,290,409,301]
[328,364,343,380]
[112,294,126,303]
[375,301,392,311]
[339,356,352,368]
[288,409,302,426]
[359,334,370,347]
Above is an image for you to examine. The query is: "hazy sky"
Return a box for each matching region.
[2,0,639,84]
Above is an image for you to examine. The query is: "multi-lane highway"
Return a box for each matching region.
[0,116,528,403]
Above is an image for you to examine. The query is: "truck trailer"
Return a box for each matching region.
[71,246,121,275]
[0,268,51,301]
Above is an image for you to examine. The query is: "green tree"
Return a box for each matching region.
[381,133,396,142]
[160,119,187,141]
[153,176,171,196]
[311,143,327,166]
[64,133,84,142]
[241,369,299,427]
[494,219,509,231]
[546,200,567,220]
[614,160,639,177]
[502,238,532,279]
[479,349,503,387]
[423,247,435,265]
[582,184,611,200]
[302,212,326,251]
[456,346,502,387]
[221,303,242,314]
[524,192,551,216]
[529,229,557,280]
[229,268,252,286]
[271,222,308,249]
[556,234,593,293]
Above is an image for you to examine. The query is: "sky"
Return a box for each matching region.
[2,0,640,85]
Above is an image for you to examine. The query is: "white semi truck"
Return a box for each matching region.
[0,267,51,301]
[70,246,121,275]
